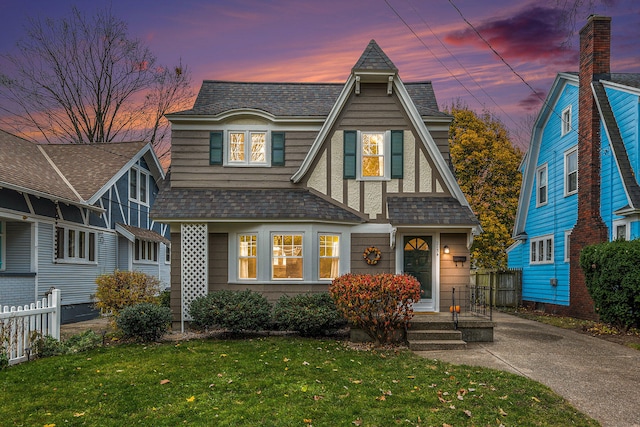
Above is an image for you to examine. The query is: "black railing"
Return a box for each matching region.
[443,285,493,321]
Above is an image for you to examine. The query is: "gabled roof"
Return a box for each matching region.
[513,72,640,238]
[387,196,479,227]
[150,188,365,224]
[352,39,398,73]
[0,129,163,208]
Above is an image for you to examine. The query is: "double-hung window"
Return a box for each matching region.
[561,105,572,136]
[272,234,303,279]
[238,234,257,279]
[319,234,340,280]
[536,164,548,206]
[344,130,403,180]
[564,147,578,196]
[130,167,149,204]
[56,226,96,263]
[530,235,553,265]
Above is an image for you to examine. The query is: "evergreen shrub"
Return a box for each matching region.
[116,303,172,342]
[273,293,346,336]
[188,290,272,332]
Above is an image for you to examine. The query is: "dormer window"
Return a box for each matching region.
[209,130,285,167]
[229,131,266,164]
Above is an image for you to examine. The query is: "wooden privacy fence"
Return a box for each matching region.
[471,269,522,307]
[1,289,61,365]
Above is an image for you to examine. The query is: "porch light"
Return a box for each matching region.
[443,245,450,254]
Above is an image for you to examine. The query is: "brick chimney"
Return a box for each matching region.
[568,15,610,319]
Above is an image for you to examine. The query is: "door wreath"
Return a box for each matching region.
[363,246,381,265]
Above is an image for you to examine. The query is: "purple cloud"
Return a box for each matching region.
[445,6,577,66]
[518,90,547,111]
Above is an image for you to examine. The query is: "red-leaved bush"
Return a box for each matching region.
[329,273,421,345]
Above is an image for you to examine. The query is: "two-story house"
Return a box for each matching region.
[152,40,480,330]
[0,130,170,322]
[508,16,640,318]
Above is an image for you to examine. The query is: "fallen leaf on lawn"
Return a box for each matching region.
[283,357,290,362]
[464,409,472,417]
[220,354,227,357]
[376,395,386,401]
[160,379,170,385]
[351,379,362,384]
[449,404,456,409]
[301,385,308,392]
[186,396,195,402]
[352,419,362,426]
[303,419,312,423]
[314,395,323,401]
[443,424,453,427]
[44,424,56,427]
[73,412,85,417]
[499,408,508,416]
[499,395,508,400]
[302,361,310,365]
[531,396,541,402]
[407,375,415,379]
[437,390,451,403]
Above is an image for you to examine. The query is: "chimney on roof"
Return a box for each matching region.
[569,15,611,319]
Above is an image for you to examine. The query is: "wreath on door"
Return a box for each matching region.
[363,246,381,265]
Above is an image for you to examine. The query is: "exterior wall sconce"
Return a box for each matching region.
[443,245,450,254]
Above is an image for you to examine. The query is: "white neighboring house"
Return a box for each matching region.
[0,130,170,323]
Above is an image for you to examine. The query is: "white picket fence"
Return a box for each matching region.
[1,289,61,365]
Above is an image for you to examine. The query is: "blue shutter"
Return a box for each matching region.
[344,130,357,179]
[209,132,223,165]
[391,130,404,179]
[271,132,285,166]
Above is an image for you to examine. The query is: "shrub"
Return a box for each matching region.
[158,289,171,308]
[32,334,66,358]
[329,273,421,345]
[189,290,272,333]
[116,303,172,342]
[94,270,162,318]
[580,240,640,330]
[0,351,8,371]
[32,330,103,358]
[273,293,346,337]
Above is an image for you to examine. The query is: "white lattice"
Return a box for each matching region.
[181,223,208,327]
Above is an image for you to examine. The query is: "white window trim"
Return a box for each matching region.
[564,146,578,197]
[227,226,349,283]
[134,238,159,264]
[561,105,572,136]
[357,130,391,181]
[530,234,554,265]
[238,234,258,280]
[536,163,548,207]
[0,220,5,271]
[224,129,270,167]
[164,243,171,264]
[318,233,341,280]
[55,225,97,265]
[129,166,150,206]
[612,218,630,241]
[564,230,572,263]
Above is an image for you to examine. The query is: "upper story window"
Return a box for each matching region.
[135,238,158,263]
[344,130,403,180]
[530,235,553,265]
[129,167,149,205]
[564,147,578,196]
[613,219,630,241]
[536,164,548,206]
[165,244,171,264]
[561,105,572,136]
[209,130,285,167]
[55,226,96,263]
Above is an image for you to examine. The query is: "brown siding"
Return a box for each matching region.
[170,129,316,188]
[428,128,451,166]
[350,233,394,274]
[208,233,229,292]
[439,233,471,312]
[169,232,182,327]
[336,83,410,131]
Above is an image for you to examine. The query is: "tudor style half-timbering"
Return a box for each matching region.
[153,40,480,329]
[0,130,170,322]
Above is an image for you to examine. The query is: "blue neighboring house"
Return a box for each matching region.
[508,16,640,317]
[0,130,170,322]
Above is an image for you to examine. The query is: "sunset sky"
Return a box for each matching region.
[1,0,638,148]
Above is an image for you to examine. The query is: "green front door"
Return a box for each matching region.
[403,236,432,299]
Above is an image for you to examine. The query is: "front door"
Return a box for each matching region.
[403,236,433,310]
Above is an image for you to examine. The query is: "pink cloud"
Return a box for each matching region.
[444,5,577,66]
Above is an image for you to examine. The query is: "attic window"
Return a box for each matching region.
[561,106,572,136]
[229,131,266,164]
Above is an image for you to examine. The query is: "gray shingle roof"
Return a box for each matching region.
[352,39,398,73]
[171,81,446,118]
[151,188,365,223]
[605,73,640,90]
[592,82,640,209]
[387,196,478,226]
[117,223,171,246]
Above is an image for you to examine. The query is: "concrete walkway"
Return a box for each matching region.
[414,311,640,427]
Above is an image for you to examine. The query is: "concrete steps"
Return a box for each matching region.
[407,316,467,351]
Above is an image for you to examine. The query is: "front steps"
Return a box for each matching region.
[407,317,467,351]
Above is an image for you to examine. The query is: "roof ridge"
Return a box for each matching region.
[36,145,84,202]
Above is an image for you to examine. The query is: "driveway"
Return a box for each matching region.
[414,311,640,427]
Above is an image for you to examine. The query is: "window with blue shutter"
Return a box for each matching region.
[209,131,223,165]
[344,130,357,179]
[271,132,285,166]
[391,130,403,179]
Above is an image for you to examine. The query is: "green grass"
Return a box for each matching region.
[0,337,598,427]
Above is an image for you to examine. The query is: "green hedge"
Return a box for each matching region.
[188,290,272,332]
[273,293,346,337]
[116,302,172,342]
[580,239,640,330]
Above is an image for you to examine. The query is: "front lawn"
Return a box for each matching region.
[0,337,598,426]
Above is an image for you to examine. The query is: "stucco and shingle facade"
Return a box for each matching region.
[153,40,480,329]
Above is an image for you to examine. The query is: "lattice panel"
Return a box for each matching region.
[181,223,208,322]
